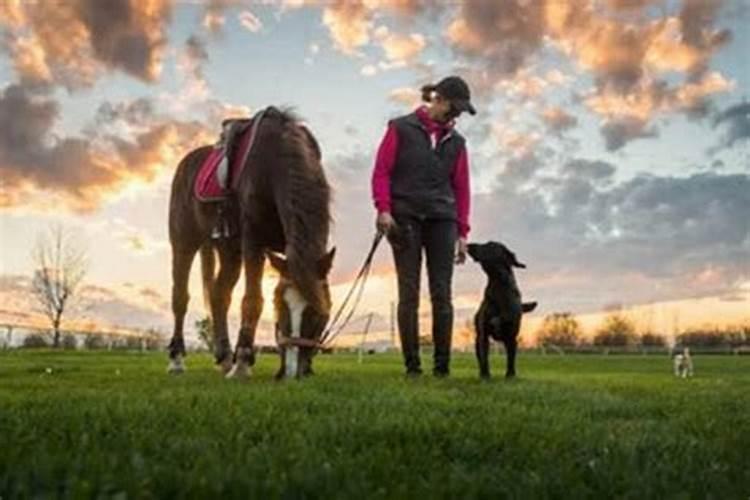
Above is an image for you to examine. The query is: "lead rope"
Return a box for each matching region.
[318,231,384,348]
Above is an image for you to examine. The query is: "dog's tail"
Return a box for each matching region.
[522,301,538,313]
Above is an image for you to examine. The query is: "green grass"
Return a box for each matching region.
[1,351,749,499]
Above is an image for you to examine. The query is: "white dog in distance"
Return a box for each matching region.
[673,347,694,378]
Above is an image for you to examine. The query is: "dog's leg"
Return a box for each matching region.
[474,312,490,379]
[504,336,518,379]
[500,318,520,379]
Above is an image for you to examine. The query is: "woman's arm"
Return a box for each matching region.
[451,146,471,238]
[371,123,399,214]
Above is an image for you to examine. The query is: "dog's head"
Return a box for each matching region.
[467,241,527,276]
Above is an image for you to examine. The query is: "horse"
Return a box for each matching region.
[166,107,335,379]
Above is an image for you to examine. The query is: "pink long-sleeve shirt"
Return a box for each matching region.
[371,106,471,238]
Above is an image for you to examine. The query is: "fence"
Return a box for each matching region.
[0,323,166,351]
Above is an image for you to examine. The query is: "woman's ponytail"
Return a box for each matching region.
[421,83,437,103]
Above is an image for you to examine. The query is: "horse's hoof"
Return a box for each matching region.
[225,362,250,380]
[167,355,186,375]
[215,358,233,374]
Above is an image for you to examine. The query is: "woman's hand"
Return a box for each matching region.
[455,237,468,264]
[376,212,396,235]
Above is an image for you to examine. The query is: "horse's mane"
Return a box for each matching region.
[264,107,331,310]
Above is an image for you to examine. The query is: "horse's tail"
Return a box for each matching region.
[199,244,216,316]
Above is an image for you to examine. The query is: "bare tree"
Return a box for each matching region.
[30,225,87,348]
[537,312,582,347]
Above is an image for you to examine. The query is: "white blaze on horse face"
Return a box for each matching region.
[284,285,307,378]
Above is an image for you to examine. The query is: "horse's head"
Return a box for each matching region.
[268,248,336,378]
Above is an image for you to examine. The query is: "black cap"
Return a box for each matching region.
[435,76,476,115]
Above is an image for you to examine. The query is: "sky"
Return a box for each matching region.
[0,0,748,346]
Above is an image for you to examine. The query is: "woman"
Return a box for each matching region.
[371,75,475,377]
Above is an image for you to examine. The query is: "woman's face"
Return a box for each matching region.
[432,94,460,122]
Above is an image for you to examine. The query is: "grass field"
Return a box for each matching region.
[1,351,748,499]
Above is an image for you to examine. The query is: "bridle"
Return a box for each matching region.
[274,232,384,351]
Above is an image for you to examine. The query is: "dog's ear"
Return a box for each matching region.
[484,259,510,278]
[509,251,527,268]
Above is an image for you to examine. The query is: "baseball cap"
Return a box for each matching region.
[435,76,476,115]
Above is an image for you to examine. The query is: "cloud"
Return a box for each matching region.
[388,87,420,108]
[238,10,263,33]
[177,35,210,100]
[445,0,545,77]
[284,0,433,58]
[5,34,52,86]
[561,159,616,183]
[0,85,211,212]
[464,150,750,311]
[361,64,378,77]
[713,102,750,149]
[1,0,173,90]
[442,0,734,151]
[600,116,658,152]
[107,218,169,255]
[542,107,578,133]
[374,26,426,63]
[202,0,234,35]
[492,123,542,158]
[321,1,371,56]
[0,274,172,332]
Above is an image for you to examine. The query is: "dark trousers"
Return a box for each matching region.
[389,216,456,374]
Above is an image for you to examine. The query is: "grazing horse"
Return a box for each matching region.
[166,107,335,379]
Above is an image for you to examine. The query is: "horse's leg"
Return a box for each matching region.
[226,248,265,379]
[168,245,198,374]
[212,237,242,373]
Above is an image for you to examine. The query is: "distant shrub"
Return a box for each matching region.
[677,328,737,348]
[83,334,106,350]
[639,333,666,347]
[61,333,78,350]
[593,313,638,346]
[23,333,50,348]
[144,330,167,351]
[537,313,582,347]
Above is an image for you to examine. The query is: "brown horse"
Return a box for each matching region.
[166,107,335,379]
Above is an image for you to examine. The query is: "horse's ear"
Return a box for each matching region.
[317,247,336,278]
[266,252,288,274]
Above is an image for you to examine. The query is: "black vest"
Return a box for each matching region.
[389,112,465,221]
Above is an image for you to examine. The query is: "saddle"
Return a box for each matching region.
[193,110,268,239]
[194,117,256,203]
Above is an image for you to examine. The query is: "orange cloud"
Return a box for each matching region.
[443,0,733,149]
[493,123,541,158]
[0,0,25,28]
[285,0,432,59]
[388,87,421,108]
[542,106,579,133]
[8,35,52,85]
[2,0,173,90]
[321,0,372,56]
[375,27,426,63]
[0,87,212,213]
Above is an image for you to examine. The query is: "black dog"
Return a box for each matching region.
[467,241,537,379]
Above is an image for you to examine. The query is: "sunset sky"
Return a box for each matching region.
[0,0,748,345]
